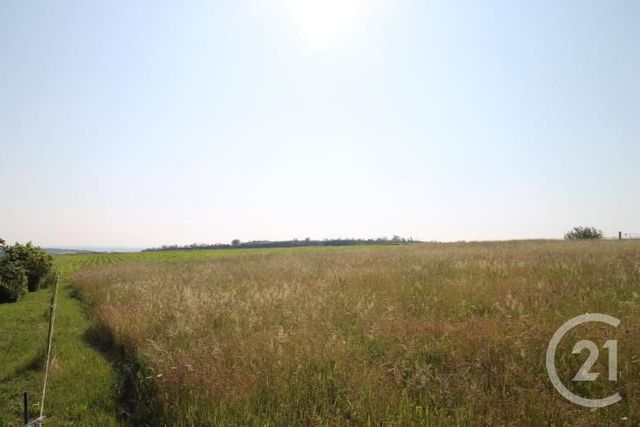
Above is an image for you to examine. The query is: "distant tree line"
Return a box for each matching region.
[143,236,420,252]
[0,238,55,303]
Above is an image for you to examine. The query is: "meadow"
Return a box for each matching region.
[61,240,640,425]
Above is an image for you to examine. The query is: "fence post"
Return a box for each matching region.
[40,272,59,421]
[619,231,622,240]
[23,391,28,425]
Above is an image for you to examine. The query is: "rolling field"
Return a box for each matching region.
[61,240,640,425]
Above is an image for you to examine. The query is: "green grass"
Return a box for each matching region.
[0,288,50,425]
[0,260,118,426]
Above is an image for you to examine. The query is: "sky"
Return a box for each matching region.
[1,0,639,248]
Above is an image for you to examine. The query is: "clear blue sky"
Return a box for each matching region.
[1,0,638,248]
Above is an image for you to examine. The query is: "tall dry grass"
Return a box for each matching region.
[72,241,640,425]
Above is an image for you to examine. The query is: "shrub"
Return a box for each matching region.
[0,240,54,292]
[564,226,603,240]
[0,259,28,302]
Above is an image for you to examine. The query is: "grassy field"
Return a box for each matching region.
[57,240,640,425]
[2,241,639,425]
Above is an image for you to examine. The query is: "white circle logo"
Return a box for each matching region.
[546,313,621,407]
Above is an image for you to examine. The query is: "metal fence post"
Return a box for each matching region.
[23,391,28,425]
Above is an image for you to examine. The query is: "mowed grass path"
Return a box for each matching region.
[0,255,123,426]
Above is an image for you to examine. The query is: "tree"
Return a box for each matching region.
[1,240,54,292]
[0,258,28,302]
[231,239,241,247]
[564,226,603,240]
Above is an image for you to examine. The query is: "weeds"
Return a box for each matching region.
[70,241,640,425]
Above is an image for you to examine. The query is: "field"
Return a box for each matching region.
[64,240,640,425]
[2,241,640,425]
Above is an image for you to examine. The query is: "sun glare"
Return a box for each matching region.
[283,0,367,49]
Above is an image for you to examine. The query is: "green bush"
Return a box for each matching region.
[564,226,603,240]
[0,259,28,302]
[0,240,54,294]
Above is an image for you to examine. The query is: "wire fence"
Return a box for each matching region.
[23,272,59,427]
[621,232,640,240]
